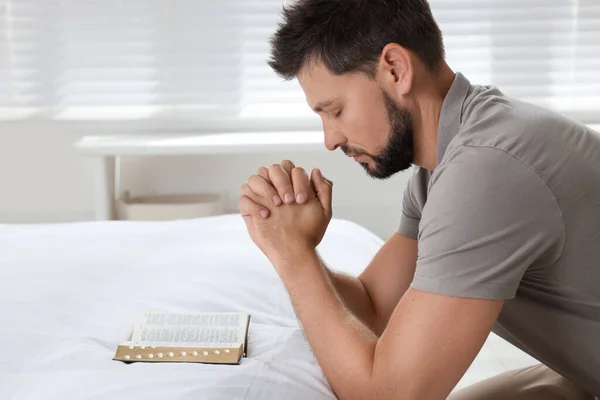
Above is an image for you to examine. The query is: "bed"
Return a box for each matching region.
[0,215,537,399]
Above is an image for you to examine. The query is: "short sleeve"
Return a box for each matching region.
[397,167,430,240]
[411,146,565,300]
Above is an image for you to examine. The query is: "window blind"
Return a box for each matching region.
[0,0,598,127]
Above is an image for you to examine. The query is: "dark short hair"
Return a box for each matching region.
[268,0,445,80]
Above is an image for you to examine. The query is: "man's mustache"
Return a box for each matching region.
[341,146,372,158]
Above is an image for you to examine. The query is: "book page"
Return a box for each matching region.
[130,312,248,348]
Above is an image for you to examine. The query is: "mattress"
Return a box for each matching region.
[0,215,537,399]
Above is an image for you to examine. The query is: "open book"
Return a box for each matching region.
[113,311,250,364]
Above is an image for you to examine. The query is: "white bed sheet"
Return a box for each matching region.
[0,215,537,399]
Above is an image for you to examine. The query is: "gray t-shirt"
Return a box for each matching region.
[398,72,600,395]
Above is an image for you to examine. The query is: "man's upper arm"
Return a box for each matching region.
[358,233,418,333]
[372,288,504,400]
[413,146,565,299]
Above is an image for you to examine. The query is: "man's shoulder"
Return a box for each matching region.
[447,89,589,179]
[458,88,545,150]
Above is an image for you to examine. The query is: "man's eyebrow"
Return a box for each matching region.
[313,99,334,113]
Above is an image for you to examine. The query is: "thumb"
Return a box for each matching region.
[311,168,333,217]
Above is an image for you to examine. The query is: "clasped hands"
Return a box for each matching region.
[238,160,333,268]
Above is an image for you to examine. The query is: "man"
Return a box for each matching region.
[238,1,600,399]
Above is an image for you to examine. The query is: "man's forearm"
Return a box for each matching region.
[274,250,379,400]
[324,268,384,336]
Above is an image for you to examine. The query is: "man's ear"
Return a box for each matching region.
[378,43,414,97]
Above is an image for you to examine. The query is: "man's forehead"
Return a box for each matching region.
[298,62,351,110]
[299,64,376,111]
[298,63,331,111]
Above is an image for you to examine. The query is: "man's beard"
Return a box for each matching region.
[343,90,415,180]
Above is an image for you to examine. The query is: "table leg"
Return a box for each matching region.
[93,156,116,220]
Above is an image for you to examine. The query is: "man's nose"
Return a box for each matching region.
[323,127,347,152]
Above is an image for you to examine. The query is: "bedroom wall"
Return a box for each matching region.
[0,124,411,239]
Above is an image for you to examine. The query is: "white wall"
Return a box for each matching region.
[0,124,411,239]
[0,124,95,223]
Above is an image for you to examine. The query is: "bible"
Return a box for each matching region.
[113,311,250,365]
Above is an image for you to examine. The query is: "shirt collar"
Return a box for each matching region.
[436,72,472,165]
